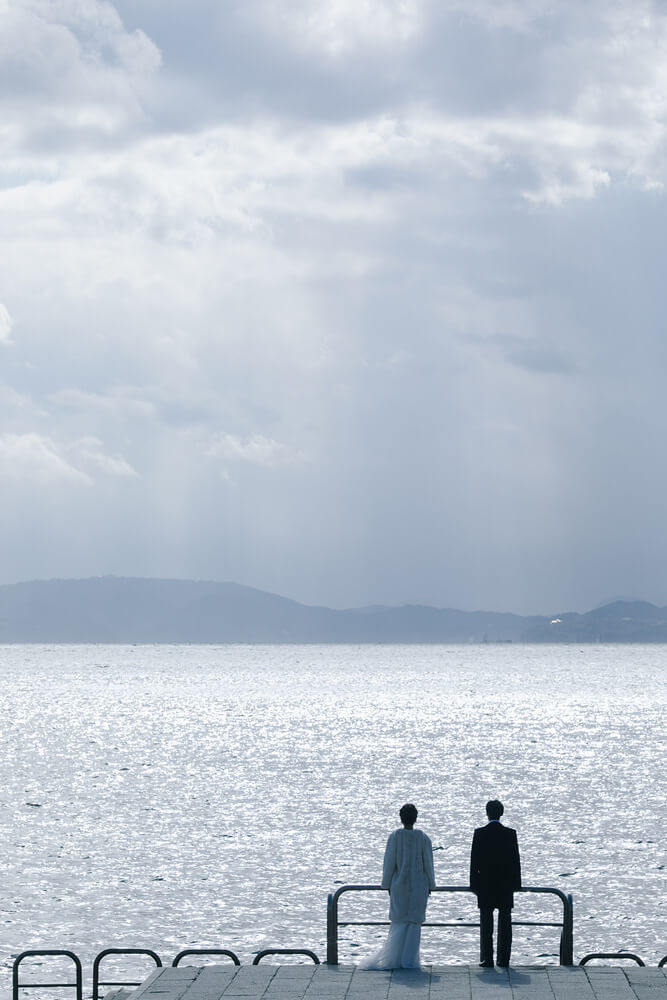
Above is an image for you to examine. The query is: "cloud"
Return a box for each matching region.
[0,303,13,343]
[49,387,157,421]
[0,383,32,414]
[69,435,138,478]
[0,0,161,150]
[254,0,423,56]
[0,433,92,486]
[493,334,578,375]
[205,433,306,471]
[105,0,667,168]
[2,1,667,612]
[0,430,137,486]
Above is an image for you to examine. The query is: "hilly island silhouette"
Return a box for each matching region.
[1,577,666,643]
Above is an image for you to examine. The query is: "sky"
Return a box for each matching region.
[2,0,667,615]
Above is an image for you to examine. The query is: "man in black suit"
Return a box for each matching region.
[469,799,522,968]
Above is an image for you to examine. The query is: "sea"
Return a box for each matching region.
[0,643,665,995]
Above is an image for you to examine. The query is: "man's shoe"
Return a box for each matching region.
[497,962,509,968]
[479,961,494,968]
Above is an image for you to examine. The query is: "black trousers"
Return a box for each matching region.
[479,905,512,966]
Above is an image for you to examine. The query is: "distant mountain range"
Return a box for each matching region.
[0,577,666,643]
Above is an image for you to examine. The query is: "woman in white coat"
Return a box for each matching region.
[360,803,436,970]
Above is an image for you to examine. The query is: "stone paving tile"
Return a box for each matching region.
[187,980,240,989]
[279,981,318,987]
[346,988,391,993]
[625,970,667,990]
[346,986,391,994]
[584,971,644,1000]
[131,969,197,1000]
[222,990,269,996]
[263,994,310,1000]
[223,984,275,995]
[274,971,316,978]
[345,994,391,998]
[303,986,351,994]
[125,969,165,996]
[192,975,241,988]
[548,969,595,1000]
[347,981,392,986]
[348,974,391,984]
[276,977,320,996]
[347,989,389,996]
[230,971,276,981]
[187,981,239,992]
[194,970,238,976]
[181,992,229,1000]
[304,983,352,993]
[309,984,352,990]
[309,975,354,982]
[196,968,241,974]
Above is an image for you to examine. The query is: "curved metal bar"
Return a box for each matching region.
[659,956,667,968]
[517,886,572,906]
[327,884,574,966]
[13,950,83,1000]
[172,950,240,967]
[92,949,162,1000]
[330,884,474,906]
[579,952,645,967]
[252,950,320,965]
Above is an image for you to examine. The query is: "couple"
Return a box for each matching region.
[360,800,521,971]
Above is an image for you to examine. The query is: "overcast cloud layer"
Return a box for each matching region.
[2,0,667,614]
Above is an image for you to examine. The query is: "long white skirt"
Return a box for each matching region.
[358,921,422,970]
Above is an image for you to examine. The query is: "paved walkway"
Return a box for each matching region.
[120,964,667,1000]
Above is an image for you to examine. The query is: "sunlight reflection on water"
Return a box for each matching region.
[0,643,665,992]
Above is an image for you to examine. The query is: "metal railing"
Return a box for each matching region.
[92,949,162,1000]
[327,885,574,966]
[252,950,320,965]
[13,951,83,1000]
[12,933,667,992]
[172,950,240,967]
[580,953,645,966]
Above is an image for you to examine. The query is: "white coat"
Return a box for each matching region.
[381,828,436,924]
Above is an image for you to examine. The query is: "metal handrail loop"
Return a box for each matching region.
[579,952,645,966]
[13,950,83,1000]
[172,950,240,967]
[92,949,162,1000]
[252,950,320,965]
[659,956,667,968]
[327,884,574,966]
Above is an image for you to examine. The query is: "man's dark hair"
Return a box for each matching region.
[399,803,418,826]
[486,799,504,820]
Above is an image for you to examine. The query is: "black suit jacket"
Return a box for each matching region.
[469,821,521,909]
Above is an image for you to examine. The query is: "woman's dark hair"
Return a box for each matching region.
[399,803,418,826]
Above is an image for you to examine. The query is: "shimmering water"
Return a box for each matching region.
[0,644,665,993]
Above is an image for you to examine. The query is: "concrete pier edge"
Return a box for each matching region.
[106,961,667,1000]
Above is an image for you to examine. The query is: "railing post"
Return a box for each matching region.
[92,948,162,1000]
[326,892,338,965]
[561,893,574,966]
[13,951,83,1000]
